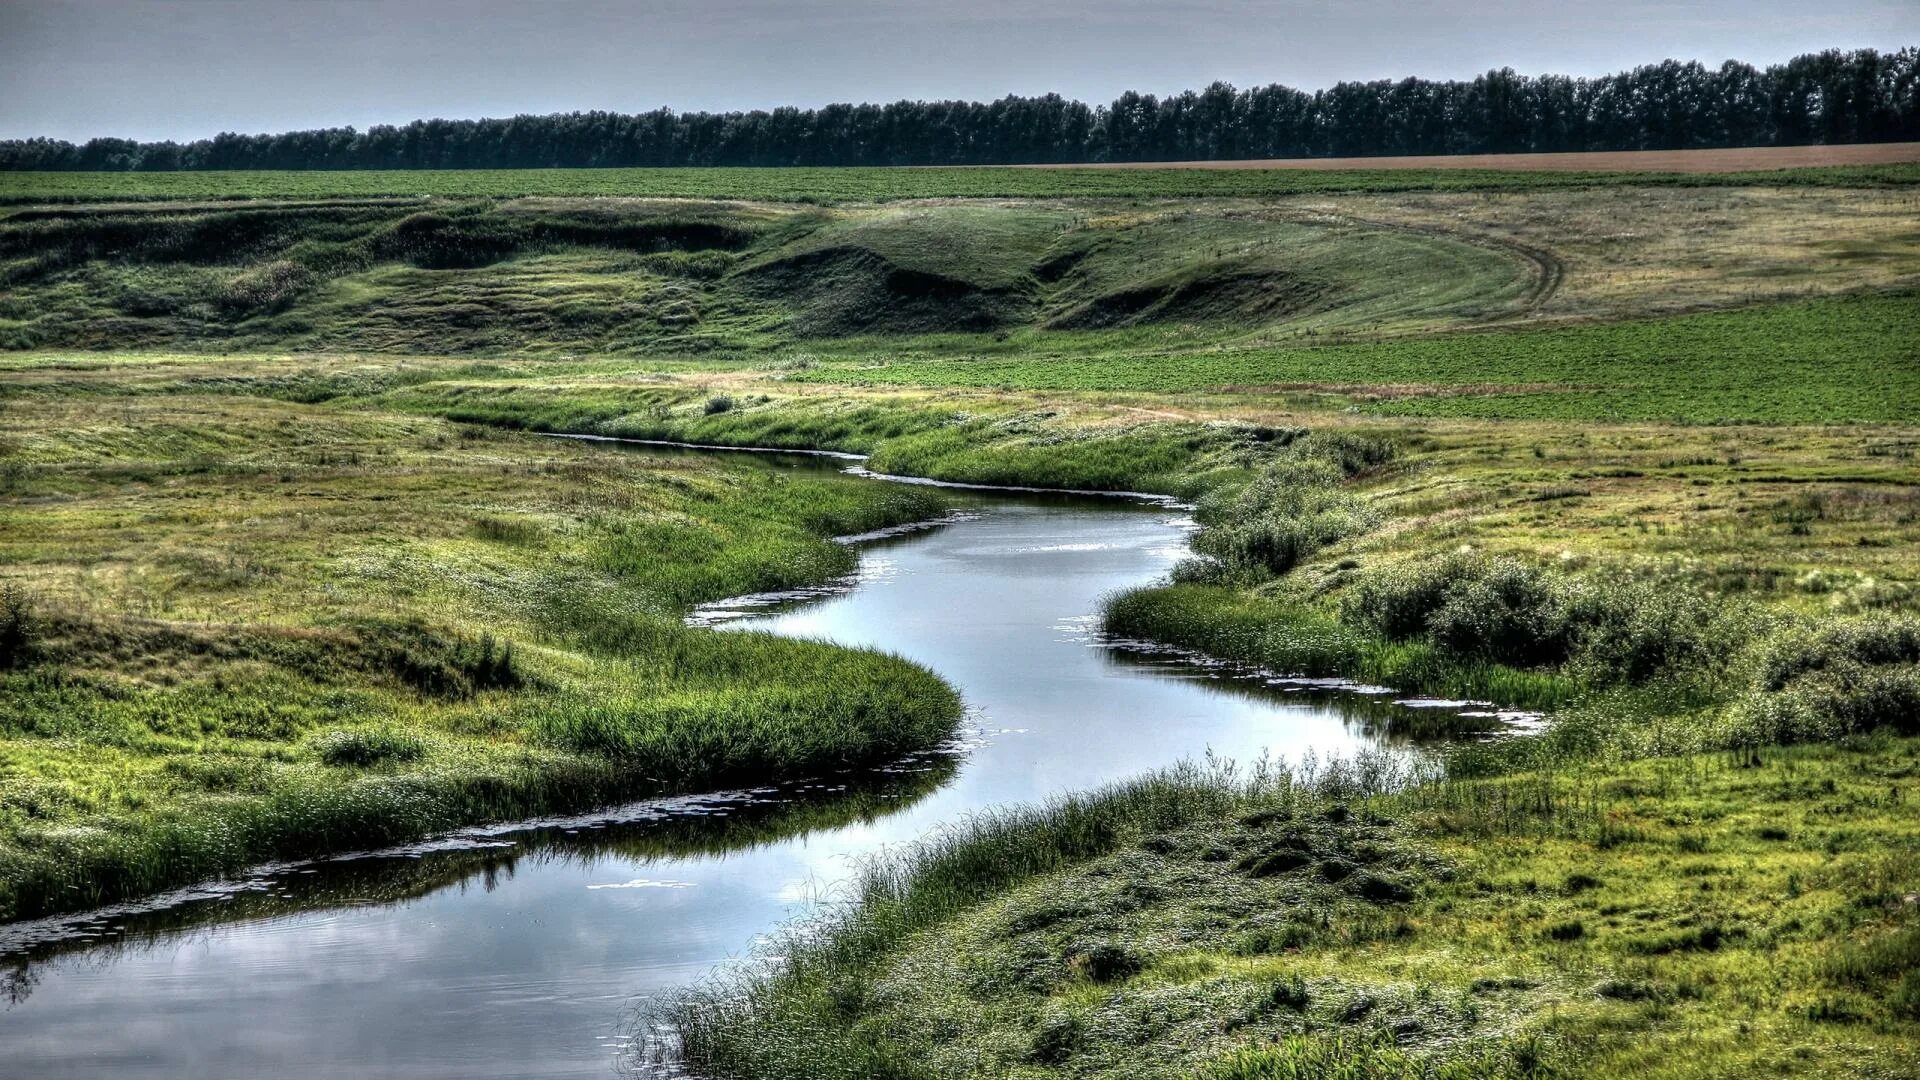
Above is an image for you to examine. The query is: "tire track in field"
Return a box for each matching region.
[1302,207,1568,318]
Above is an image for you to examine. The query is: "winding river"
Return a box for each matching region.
[0,446,1515,1079]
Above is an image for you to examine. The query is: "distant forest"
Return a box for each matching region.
[5,48,1916,171]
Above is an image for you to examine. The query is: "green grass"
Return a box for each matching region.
[794,291,1920,424]
[0,393,966,921]
[667,738,1920,1079]
[5,163,1919,204]
[1104,585,1579,710]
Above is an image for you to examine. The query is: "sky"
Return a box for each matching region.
[2,0,1916,143]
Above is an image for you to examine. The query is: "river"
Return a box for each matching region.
[0,447,1515,1079]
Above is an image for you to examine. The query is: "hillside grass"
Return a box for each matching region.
[4,162,1918,204]
[0,196,1551,354]
[7,188,1918,366]
[0,391,964,921]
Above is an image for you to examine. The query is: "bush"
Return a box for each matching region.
[1563,575,1749,688]
[1190,457,1380,580]
[0,584,36,670]
[1732,615,1920,742]
[1342,555,1747,685]
[1426,559,1574,667]
[1343,552,1577,668]
[705,394,735,415]
[314,728,427,767]
[1341,554,1474,640]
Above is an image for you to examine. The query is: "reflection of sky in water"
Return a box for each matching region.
[0,501,1419,1079]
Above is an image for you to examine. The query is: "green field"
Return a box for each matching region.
[792,292,1920,423]
[6,162,1920,205]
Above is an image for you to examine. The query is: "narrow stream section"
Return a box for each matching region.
[0,449,1513,1079]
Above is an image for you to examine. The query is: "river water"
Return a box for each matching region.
[0,449,1511,1079]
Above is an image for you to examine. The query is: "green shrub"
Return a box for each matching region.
[1342,556,1746,687]
[1426,560,1574,667]
[314,728,427,767]
[1189,457,1380,580]
[1563,575,1749,688]
[0,584,36,670]
[1341,555,1474,640]
[705,394,735,415]
[1733,615,1920,742]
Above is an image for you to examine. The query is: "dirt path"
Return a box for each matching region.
[1014,142,1920,174]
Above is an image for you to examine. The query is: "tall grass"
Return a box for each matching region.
[1105,584,1577,710]
[0,400,972,921]
[668,755,1422,1079]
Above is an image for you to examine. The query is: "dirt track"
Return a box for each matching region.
[1017,142,1920,173]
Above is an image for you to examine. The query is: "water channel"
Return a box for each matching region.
[0,446,1518,1079]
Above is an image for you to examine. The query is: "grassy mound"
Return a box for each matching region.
[738,245,1031,337]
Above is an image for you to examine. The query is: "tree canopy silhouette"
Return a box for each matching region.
[5,48,1914,171]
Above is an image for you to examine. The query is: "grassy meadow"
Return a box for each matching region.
[0,386,963,920]
[3,168,1918,1075]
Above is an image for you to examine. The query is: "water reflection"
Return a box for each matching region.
[0,755,959,1009]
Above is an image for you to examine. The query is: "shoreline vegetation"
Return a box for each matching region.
[0,402,965,922]
[3,168,1917,1076]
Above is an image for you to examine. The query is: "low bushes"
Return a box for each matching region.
[1340,554,1752,693]
[1188,457,1382,580]
[1179,433,1396,582]
[0,583,35,669]
[1732,614,1920,743]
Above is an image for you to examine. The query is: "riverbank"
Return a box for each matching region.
[0,392,964,921]
[638,381,1919,1078]
[670,736,1920,1079]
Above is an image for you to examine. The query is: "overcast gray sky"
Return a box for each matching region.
[3,0,1916,142]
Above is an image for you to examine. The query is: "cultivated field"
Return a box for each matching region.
[1017,140,1920,172]
[3,158,1917,204]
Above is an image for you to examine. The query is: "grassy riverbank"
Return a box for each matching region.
[670,738,1920,1079]
[660,389,1918,1075]
[0,390,963,921]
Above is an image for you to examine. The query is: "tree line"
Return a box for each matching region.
[5,48,1915,172]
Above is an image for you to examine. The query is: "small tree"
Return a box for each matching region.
[0,583,36,669]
